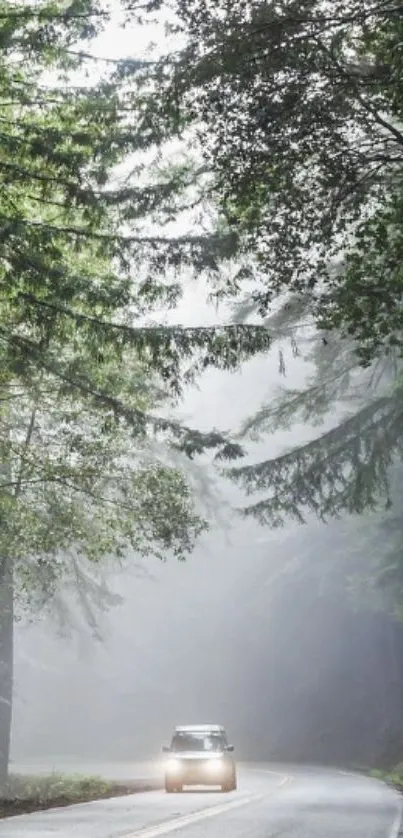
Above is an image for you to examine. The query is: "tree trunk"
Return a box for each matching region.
[0,556,13,787]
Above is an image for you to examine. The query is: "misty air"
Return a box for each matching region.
[0,1,402,837]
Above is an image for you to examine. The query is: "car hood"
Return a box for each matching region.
[169,751,224,760]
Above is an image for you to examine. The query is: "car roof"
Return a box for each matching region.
[173,725,225,733]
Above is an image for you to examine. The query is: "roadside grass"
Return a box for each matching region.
[370,766,403,789]
[0,772,161,819]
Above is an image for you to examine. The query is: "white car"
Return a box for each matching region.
[163,724,237,793]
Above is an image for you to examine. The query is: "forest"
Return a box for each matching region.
[1,0,403,786]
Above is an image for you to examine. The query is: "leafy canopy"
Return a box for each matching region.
[149,0,403,363]
[0,0,277,621]
[126,0,403,550]
[230,289,403,610]
[0,0,272,464]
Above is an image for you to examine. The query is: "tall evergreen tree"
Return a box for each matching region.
[0,0,270,445]
[230,293,402,523]
[0,0,275,783]
[228,290,403,617]
[147,0,403,361]
[131,0,403,536]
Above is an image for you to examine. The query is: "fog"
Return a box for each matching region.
[13,494,403,768]
[11,334,298,762]
[12,315,403,770]
[10,11,403,775]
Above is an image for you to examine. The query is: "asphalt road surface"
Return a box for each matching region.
[1,763,401,838]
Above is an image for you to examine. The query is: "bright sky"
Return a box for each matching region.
[80,2,179,67]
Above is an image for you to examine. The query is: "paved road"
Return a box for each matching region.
[1,763,401,838]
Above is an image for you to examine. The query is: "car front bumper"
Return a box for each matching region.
[165,758,234,786]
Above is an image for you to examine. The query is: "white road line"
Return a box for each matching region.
[123,776,290,838]
[389,805,403,838]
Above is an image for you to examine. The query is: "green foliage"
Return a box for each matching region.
[0,0,271,464]
[1,772,110,802]
[0,770,160,816]
[0,358,209,615]
[140,0,403,555]
[371,766,403,786]
[152,0,403,362]
[225,287,403,614]
[231,391,402,525]
[0,0,277,612]
[320,192,403,364]
[143,0,403,612]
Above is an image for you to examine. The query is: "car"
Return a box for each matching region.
[162,724,237,793]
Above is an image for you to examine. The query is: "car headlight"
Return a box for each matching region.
[207,756,225,773]
[166,758,182,773]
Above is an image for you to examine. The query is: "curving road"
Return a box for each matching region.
[1,763,401,838]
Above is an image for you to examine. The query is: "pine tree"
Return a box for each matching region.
[148,0,403,361]
[0,344,211,782]
[0,0,270,447]
[0,0,275,783]
[227,290,403,618]
[229,293,402,521]
[135,0,403,591]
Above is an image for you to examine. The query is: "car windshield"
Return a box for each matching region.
[171,732,225,752]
